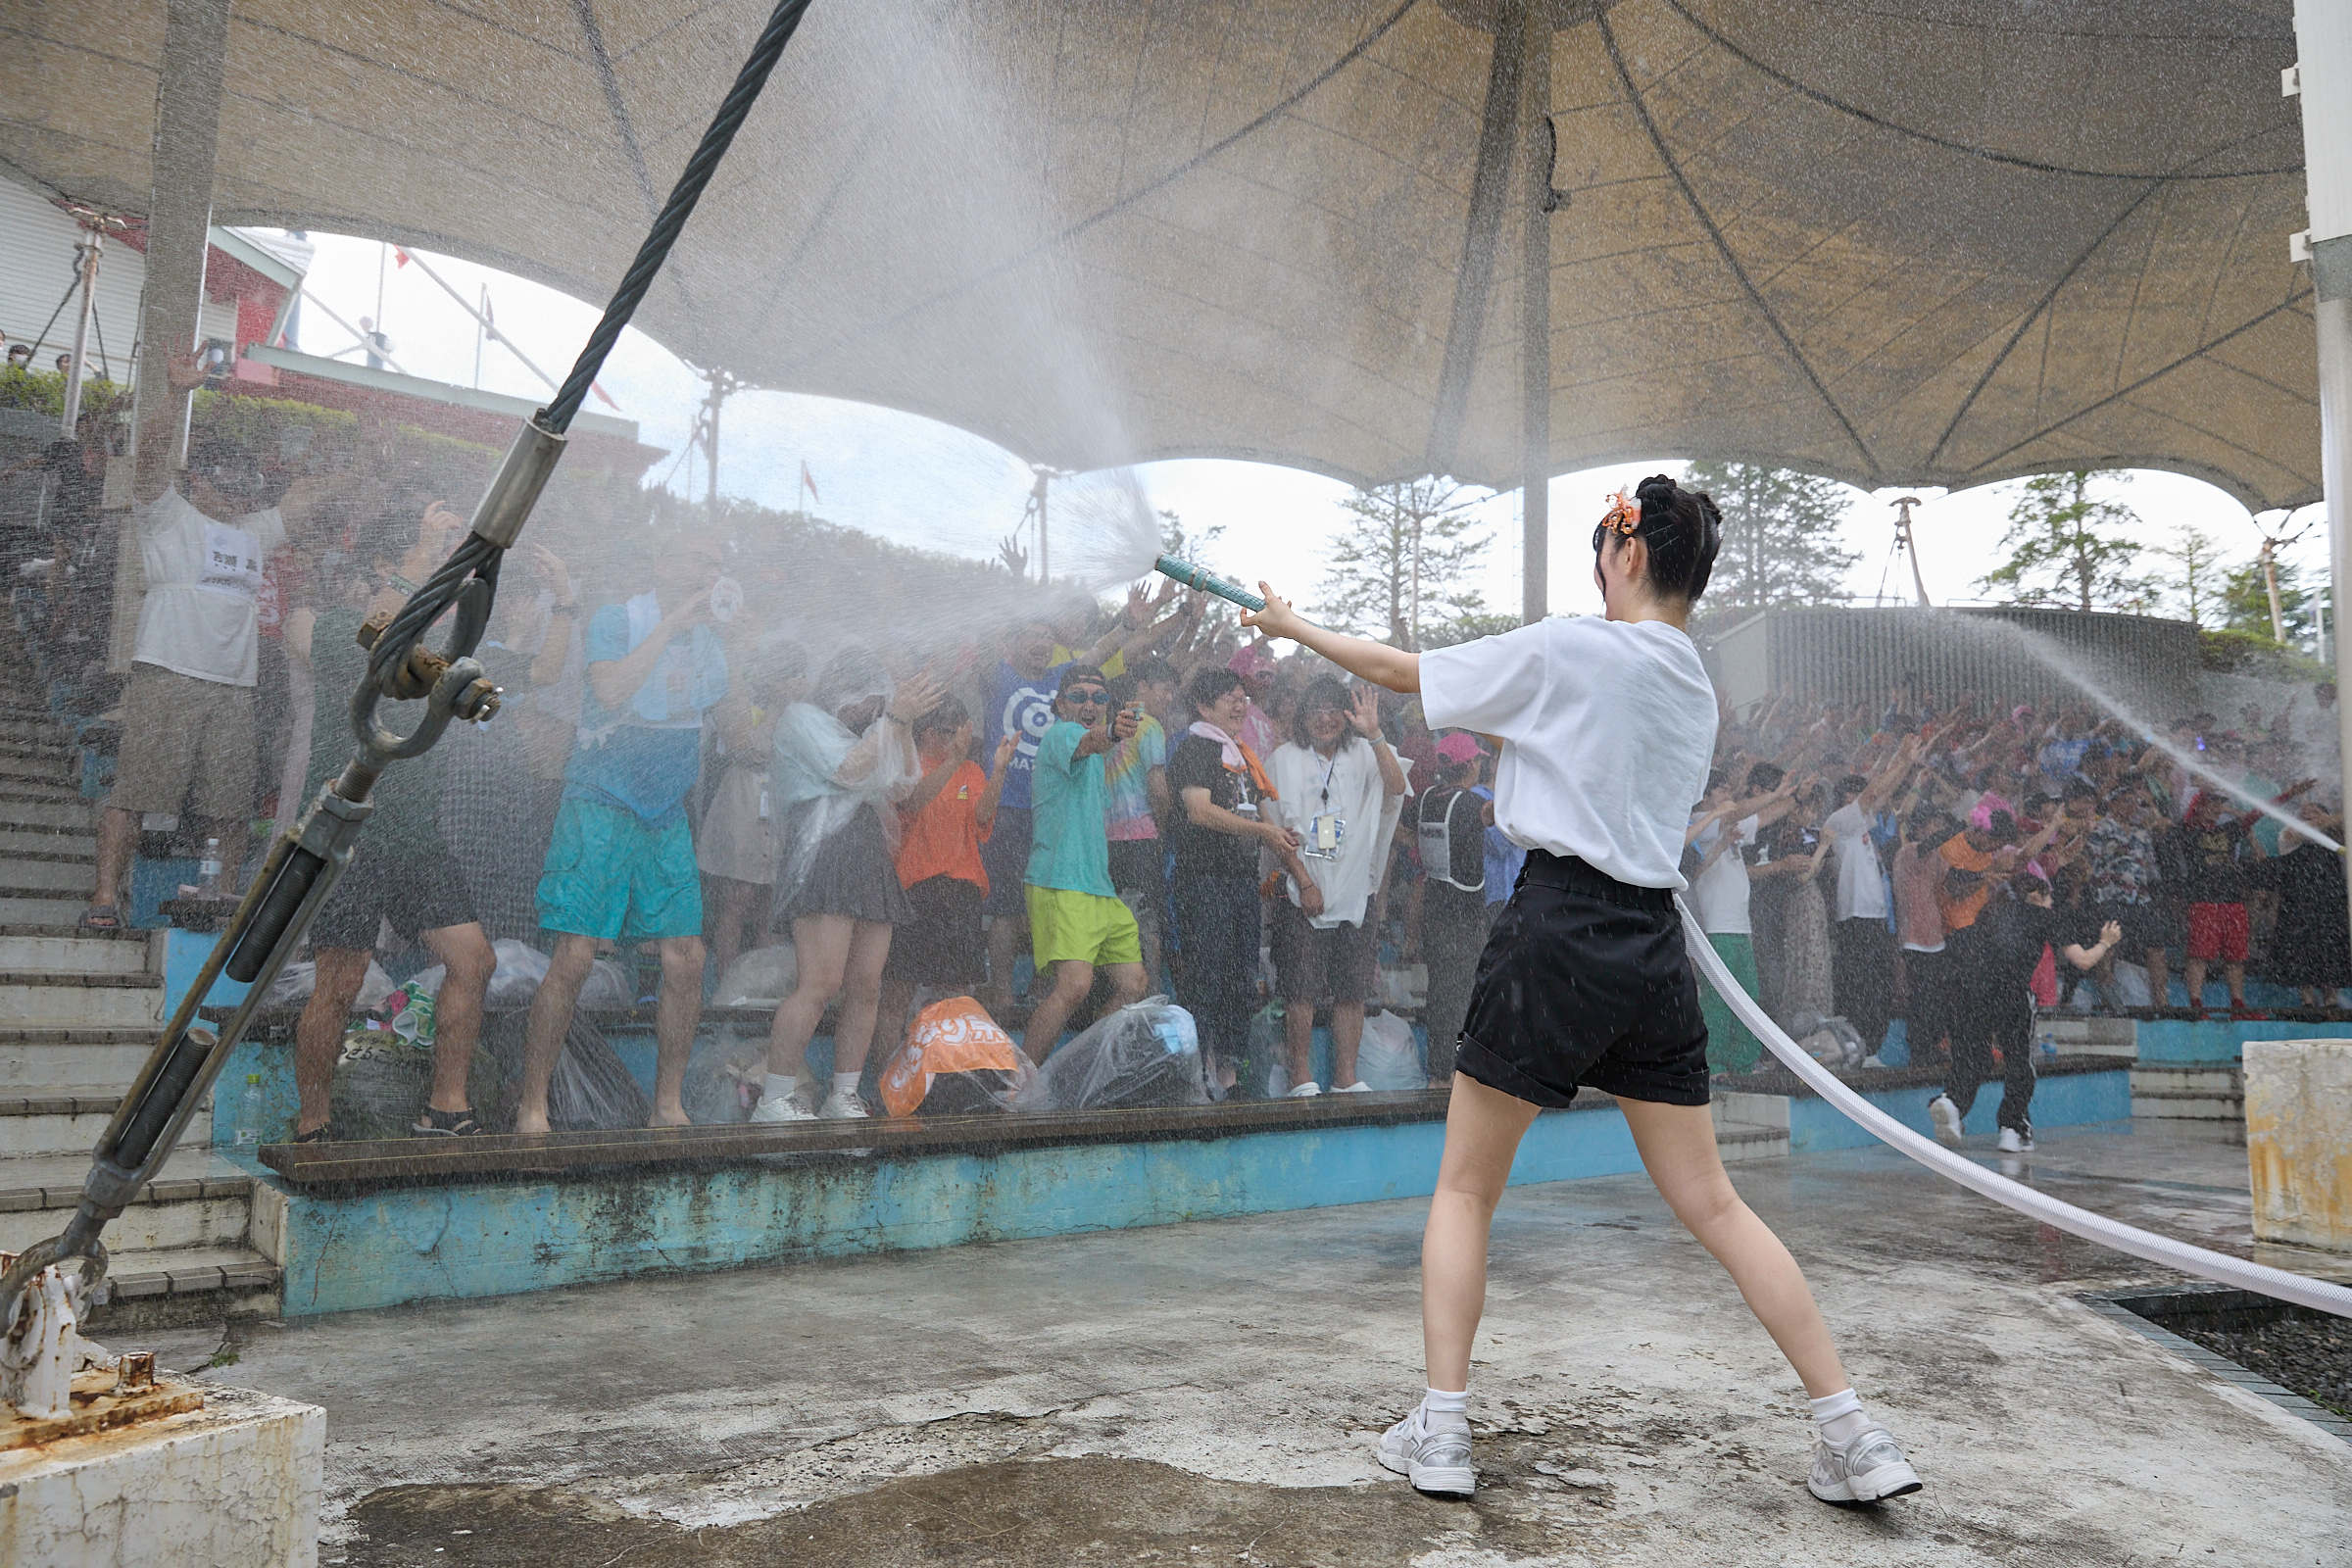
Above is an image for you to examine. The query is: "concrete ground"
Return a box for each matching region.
[150,1118,2351,1566]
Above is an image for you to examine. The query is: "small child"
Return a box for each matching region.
[878,697,1015,1058]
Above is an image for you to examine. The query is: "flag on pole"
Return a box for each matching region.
[392,247,411,269]
[800,461,820,506]
[591,382,619,410]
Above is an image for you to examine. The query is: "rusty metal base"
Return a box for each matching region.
[2,1375,203,1451]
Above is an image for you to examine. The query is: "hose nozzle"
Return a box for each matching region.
[1153,554,1265,612]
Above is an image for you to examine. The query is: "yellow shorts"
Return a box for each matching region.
[1026,884,1143,970]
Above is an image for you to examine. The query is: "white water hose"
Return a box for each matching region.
[1676,900,2352,1319]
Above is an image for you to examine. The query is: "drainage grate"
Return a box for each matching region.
[2083,1285,2352,1446]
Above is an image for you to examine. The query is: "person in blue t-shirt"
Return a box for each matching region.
[979,617,1066,1015]
[514,534,737,1134]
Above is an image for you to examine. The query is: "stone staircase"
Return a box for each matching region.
[0,699,280,1324]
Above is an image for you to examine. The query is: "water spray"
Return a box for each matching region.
[1153,554,1266,612]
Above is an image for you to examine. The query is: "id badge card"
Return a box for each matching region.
[1304,811,1345,858]
[1232,798,1259,820]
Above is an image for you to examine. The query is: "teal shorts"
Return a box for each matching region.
[535,796,704,944]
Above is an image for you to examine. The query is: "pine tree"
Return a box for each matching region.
[1681,461,1859,607]
[1315,477,1488,648]
[2221,552,2312,645]
[1979,469,2152,612]
[2155,525,2225,627]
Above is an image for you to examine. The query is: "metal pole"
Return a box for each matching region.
[133,0,228,476]
[2293,0,2352,971]
[704,372,726,527]
[1033,466,1052,584]
[58,235,99,438]
[1519,13,1552,625]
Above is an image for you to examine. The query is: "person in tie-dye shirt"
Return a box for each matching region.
[1103,658,1177,981]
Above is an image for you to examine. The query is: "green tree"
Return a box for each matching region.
[1316,477,1487,648]
[1157,508,1239,636]
[2221,552,2312,645]
[1681,461,1859,607]
[2155,525,2225,627]
[1420,610,1522,649]
[1979,469,2152,612]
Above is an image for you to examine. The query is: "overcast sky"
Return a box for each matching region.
[282,229,2327,631]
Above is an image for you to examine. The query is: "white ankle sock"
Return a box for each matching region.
[1421,1387,1469,1426]
[1810,1389,1868,1446]
[763,1072,796,1102]
[832,1070,860,1095]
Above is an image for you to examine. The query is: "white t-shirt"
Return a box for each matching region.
[129,488,287,687]
[1420,616,1717,890]
[1823,801,1890,922]
[1268,736,1392,928]
[1690,814,1757,934]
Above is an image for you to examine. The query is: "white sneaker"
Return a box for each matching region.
[819,1087,870,1119]
[1335,1081,1371,1093]
[1807,1423,1923,1503]
[1928,1094,1963,1147]
[1286,1081,1321,1098]
[1376,1405,1475,1498]
[1997,1125,2034,1153]
[750,1092,814,1123]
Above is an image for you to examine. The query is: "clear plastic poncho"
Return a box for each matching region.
[769,660,918,908]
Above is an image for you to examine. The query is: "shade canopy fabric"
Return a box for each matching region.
[2,0,2318,508]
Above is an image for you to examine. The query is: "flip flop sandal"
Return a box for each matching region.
[411,1107,483,1137]
[291,1125,329,1144]
[78,904,123,931]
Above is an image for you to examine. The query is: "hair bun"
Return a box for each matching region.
[1635,473,1679,503]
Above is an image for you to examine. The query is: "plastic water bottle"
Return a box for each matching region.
[198,836,222,888]
[233,1073,264,1147]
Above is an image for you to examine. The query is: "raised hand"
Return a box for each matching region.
[888,668,945,724]
[1239,583,1308,643]
[993,732,1020,773]
[1348,684,1382,738]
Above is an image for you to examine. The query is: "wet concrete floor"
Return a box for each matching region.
[154,1118,2352,1565]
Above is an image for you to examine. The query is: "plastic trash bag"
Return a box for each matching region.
[682,1023,770,1125]
[1014,997,1208,1111]
[576,957,635,1012]
[484,1011,653,1131]
[717,944,798,1006]
[263,957,397,1010]
[1786,1010,1865,1070]
[878,996,1034,1117]
[1248,1003,1289,1099]
[1356,1008,1425,1090]
[328,1028,503,1141]
[483,940,551,1008]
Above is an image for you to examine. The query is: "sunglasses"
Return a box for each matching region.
[1063,688,1108,707]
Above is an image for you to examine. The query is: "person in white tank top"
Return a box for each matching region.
[1239,475,1923,1509]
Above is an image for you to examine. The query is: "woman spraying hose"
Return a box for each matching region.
[1239,475,1924,1506]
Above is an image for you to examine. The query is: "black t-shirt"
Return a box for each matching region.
[2159,818,2253,904]
[1168,732,1265,881]
[1980,896,2101,994]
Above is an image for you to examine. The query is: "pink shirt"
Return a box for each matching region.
[1891,844,1947,953]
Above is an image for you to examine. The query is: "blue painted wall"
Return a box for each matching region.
[1787,1068,2131,1152]
[2134,1018,2352,1064]
[270,1102,1642,1316]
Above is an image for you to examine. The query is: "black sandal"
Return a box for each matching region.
[292,1125,329,1144]
[411,1106,483,1137]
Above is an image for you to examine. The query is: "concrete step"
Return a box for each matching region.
[99,1244,280,1322]
[0,760,74,791]
[2043,1015,2138,1058]
[0,1147,253,1254]
[0,715,71,744]
[0,778,84,808]
[0,796,93,831]
[0,1026,166,1090]
[0,858,98,893]
[0,969,164,1027]
[0,738,75,767]
[2132,1062,2244,1121]
[0,825,94,860]
[1715,1124,1790,1163]
[0,926,154,974]
[0,1088,209,1158]
[0,894,93,926]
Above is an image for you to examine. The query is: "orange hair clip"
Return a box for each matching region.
[1599,489,1642,536]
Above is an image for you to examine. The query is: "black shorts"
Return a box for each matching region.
[2095,902,2176,957]
[1454,850,1710,1109]
[310,841,479,952]
[884,874,986,985]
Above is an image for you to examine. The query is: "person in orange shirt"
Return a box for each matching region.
[878,697,1016,1058]
[1928,807,2054,1146]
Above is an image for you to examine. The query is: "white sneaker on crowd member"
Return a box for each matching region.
[1928,1094,1963,1148]
[1335,1081,1371,1093]
[1376,1391,1475,1498]
[1286,1081,1321,1098]
[819,1087,870,1119]
[751,1094,814,1122]
[1997,1125,2034,1153]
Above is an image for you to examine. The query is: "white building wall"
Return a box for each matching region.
[0,170,236,374]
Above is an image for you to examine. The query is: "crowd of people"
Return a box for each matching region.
[1684,680,2350,1149]
[39,378,2352,1150]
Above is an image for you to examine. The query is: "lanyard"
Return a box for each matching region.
[1317,745,1342,808]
